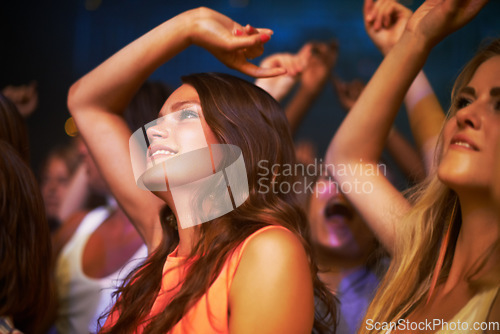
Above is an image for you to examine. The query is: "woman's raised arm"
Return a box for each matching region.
[326,0,488,253]
[67,7,284,250]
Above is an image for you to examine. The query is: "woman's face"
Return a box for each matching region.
[146,85,215,165]
[40,156,69,219]
[308,175,377,262]
[143,84,219,187]
[438,56,500,193]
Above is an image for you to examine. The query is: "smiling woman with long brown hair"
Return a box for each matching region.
[68,7,336,334]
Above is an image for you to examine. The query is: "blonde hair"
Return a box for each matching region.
[360,38,500,333]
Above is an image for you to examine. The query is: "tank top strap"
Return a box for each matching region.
[59,206,113,264]
[72,205,113,239]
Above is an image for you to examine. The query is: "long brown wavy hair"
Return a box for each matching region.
[359,38,500,333]
[0,93,30,163]
[100,73,336,333]
[0,140,53,333]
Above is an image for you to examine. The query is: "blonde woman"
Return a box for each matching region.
[327,0,499,332]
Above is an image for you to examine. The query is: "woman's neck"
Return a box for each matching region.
[170,202,198,257]
[444,192,499,291]
[157,190,198,257]
[177,227,196,257]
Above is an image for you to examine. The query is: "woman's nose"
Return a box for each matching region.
[455,103,481,130]
[146,123,169,140]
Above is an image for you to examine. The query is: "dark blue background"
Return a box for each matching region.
[2,0,499,171]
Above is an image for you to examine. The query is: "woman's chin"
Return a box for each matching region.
[141,165,169,191]
[438,169,492,198]
[152,190,170,200]
[437,162,473,189]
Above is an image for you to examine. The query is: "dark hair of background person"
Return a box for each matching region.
[0,93,30,163]
[0,140,53,333]
[123,81,173,131]
[100,73,337,334]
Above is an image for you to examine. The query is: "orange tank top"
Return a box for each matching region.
[103,225,291,333]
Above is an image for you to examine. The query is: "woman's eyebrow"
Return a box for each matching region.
[170,100,200,112]
[459,86,476,97]
[491,87,500,97]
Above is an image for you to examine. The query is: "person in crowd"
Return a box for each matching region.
[51,81,170,333]
[255,34,425,334]
[39,142,81,231]
[0,94,55,333]
[327,0,499,332]
[67,7,336,333]
[2,81,38,118]
[47,80,173,238]
[0,141,54,334]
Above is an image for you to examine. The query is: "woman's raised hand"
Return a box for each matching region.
[333,77,366,111]
[406,0,489,49]
[187,7,286,78]
[254,52,306,101]
[364,0,412,55]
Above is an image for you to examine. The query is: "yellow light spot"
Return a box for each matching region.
[65,117,78,137]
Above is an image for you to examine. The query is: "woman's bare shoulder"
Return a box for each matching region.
[228,226,314,333]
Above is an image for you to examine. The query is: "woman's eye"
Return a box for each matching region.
[455,97,472,109]
[178,109,199,121]
[494,100,500,112]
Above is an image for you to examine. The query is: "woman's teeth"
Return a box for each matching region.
[152,150,176,157]
[453,141,472,149]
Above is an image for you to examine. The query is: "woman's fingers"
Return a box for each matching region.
[285,55,304,76]
[364,0,376,22]
[373,2,385,31]
[407,0,488,47]
[230,26,271,60]
[245,25,274,37]
[225,32,271,50]
[381,2,394,28]
[238,61,287,78]
[241,25,264,59]
[244,43,265,60]
[191,9,284,78]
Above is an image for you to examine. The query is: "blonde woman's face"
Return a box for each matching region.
[439,56,500,193]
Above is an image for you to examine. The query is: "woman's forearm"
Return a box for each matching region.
[327,32,431,166]
[68,10,192,115]
[404,71,445,173]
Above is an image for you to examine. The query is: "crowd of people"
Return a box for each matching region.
[1,0,499,333]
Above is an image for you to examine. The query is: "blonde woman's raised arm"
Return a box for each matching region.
[326,0,488,253]
[365,0,446,175]
[67,7,283,250]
